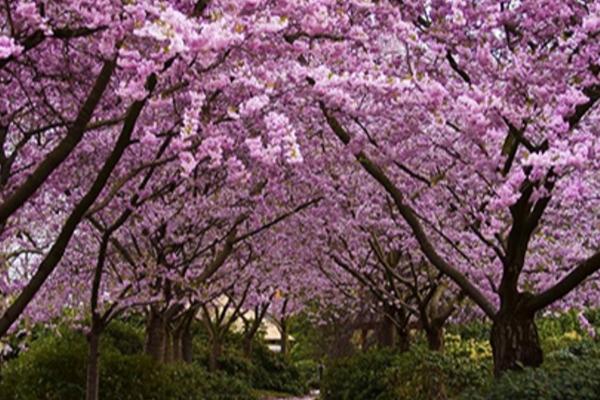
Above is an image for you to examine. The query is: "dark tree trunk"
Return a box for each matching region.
[208,339,222,372]
[243,336,253,358]
[280,319,289,357]
[376,313,395,348]
[145,309,166,362]
[166,323,184,363]
[396,324,410,352]
[182,320,193,364]
[173,327,183,362]
[491,312,543,376]
[85,329,101,400]
[242,318,262,358]
[426,324,445,352]
[164,327,174,363]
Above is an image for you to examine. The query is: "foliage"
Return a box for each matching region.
[322,317,600,400]
[249,344,306,395]
[447,320,491,342]
[102,319,145,355]
[386,341,491,400]
[294,359,321,390]
[191,327,307,395]
[321,348,399,400]
[0,329,88,400]
[322,338,493,400]
[0,329,255,400]
[462,340,600,400]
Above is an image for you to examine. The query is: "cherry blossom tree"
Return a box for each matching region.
[2,0,600,382]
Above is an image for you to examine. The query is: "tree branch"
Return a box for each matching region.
[527,251,600,312]
[321,103,496,318]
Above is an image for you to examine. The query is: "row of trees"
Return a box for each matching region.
[1,1,599,397]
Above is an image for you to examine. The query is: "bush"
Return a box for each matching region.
[386,342,490,400]
[447,320,491,341]
[294,359,320,390]
[321,348,398,400]
[0,329,88,400]
[192,330,307,396]
[102,319,144,355]
[249,344,305,395]
[321,338,492,400]
[0,329,256,400]
[461,355,600,400]
[304,311,600,400]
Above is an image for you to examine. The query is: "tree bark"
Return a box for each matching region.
[491,312,543,376]
[181,319,194,364]
[396,324,410,352]
[85,329,101,400]
[145,308,166,362]
[376,312,395,348]
[280,319,289,357]
[208,339,222,372]
[425,324,445,352]
[164,327,174,363]
[171,323,185,363]
[243,336,253,358]
[242,321,261,358]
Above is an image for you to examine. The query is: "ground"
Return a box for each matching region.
[263,389,320,400]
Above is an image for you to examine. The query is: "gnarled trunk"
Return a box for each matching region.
[491,312,542,376]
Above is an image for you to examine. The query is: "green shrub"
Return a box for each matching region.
[192,331,307,396]
[249,344,305,395]
[321,337,492,400]
[0,329,88,400]
[321,348,398,400]
[461,358,600,400]
[0,329,255,400]
[447,320,491,341]
[386,343,490,400]
[102,319,144,355]
[294,359,320,390]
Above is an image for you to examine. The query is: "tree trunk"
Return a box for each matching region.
[164,327,174,363]
[175,333,183,362]
[165,323,184,363]
[426,324,445,352]
[182,321,193,364]
[491,313,543,376]
[208,339,222,372]
[376,313,395,348]
[145,309,166,362]
[396,324,410,352]
[85,330,101,400]
[243,336,253,358]
[280,320,289,357]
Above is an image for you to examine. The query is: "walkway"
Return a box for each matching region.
[270,390,319,400]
